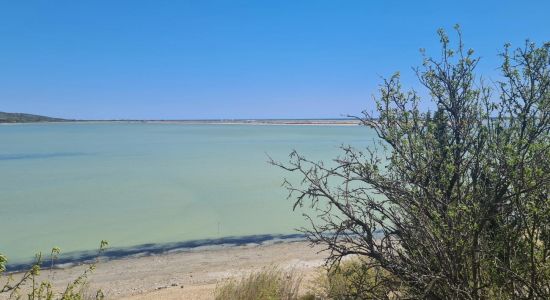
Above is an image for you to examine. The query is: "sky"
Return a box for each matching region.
[0,1,549,120]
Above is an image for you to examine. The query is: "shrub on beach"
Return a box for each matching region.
[0,241,108,300]
[214,267,304,300]
[215,261,401,300]
[271,26,550,299]
[312,259,399,300]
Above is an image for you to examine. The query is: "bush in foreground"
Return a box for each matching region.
[312,260,399,300]
[0,241,108,300]
[215,261,398,300]
[215,267,305,300]
[271,26,550,299]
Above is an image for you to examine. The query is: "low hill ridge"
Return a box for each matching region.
[0,111,67,123]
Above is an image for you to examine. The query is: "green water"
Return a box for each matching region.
[0,123,376,263]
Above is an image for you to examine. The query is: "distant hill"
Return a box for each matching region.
[0,111,68,123]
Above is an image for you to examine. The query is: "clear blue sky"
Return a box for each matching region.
[1,1,549,120]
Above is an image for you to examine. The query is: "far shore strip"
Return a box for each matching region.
[1,119,361,126]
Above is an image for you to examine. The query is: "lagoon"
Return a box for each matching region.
[0,123,375,265]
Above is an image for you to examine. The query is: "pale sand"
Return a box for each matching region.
[3,241,328,300]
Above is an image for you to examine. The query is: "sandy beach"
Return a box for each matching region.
[2,241,327,300]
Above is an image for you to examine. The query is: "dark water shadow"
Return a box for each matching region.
[0,152,90,161]
[6,233,307,272]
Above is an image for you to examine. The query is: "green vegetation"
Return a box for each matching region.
[0,112,67,123]
[215,267,304,300]
[214,261,397,300]
[0,241,108,300]
[272,26,550,299]
[312,260,399,299]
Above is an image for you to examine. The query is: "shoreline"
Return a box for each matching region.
[5,233,307,273]
[0,119,361,126]
[2,240,327,300]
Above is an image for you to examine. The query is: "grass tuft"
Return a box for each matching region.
[215,266,305,300]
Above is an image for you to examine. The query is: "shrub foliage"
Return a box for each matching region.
[272,27,550,299]
[0,241,108,300]
[215,267,303,300]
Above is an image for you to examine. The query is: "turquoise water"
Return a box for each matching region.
[0,123,376,264]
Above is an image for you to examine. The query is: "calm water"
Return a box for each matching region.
[0,123,376,264]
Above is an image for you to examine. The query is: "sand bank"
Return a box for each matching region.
[2,241,327,300]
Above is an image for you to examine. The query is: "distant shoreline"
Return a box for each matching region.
[0,110,362,125]
[1,119,361,126]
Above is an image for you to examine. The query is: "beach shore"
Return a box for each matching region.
[2,241,327,300]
